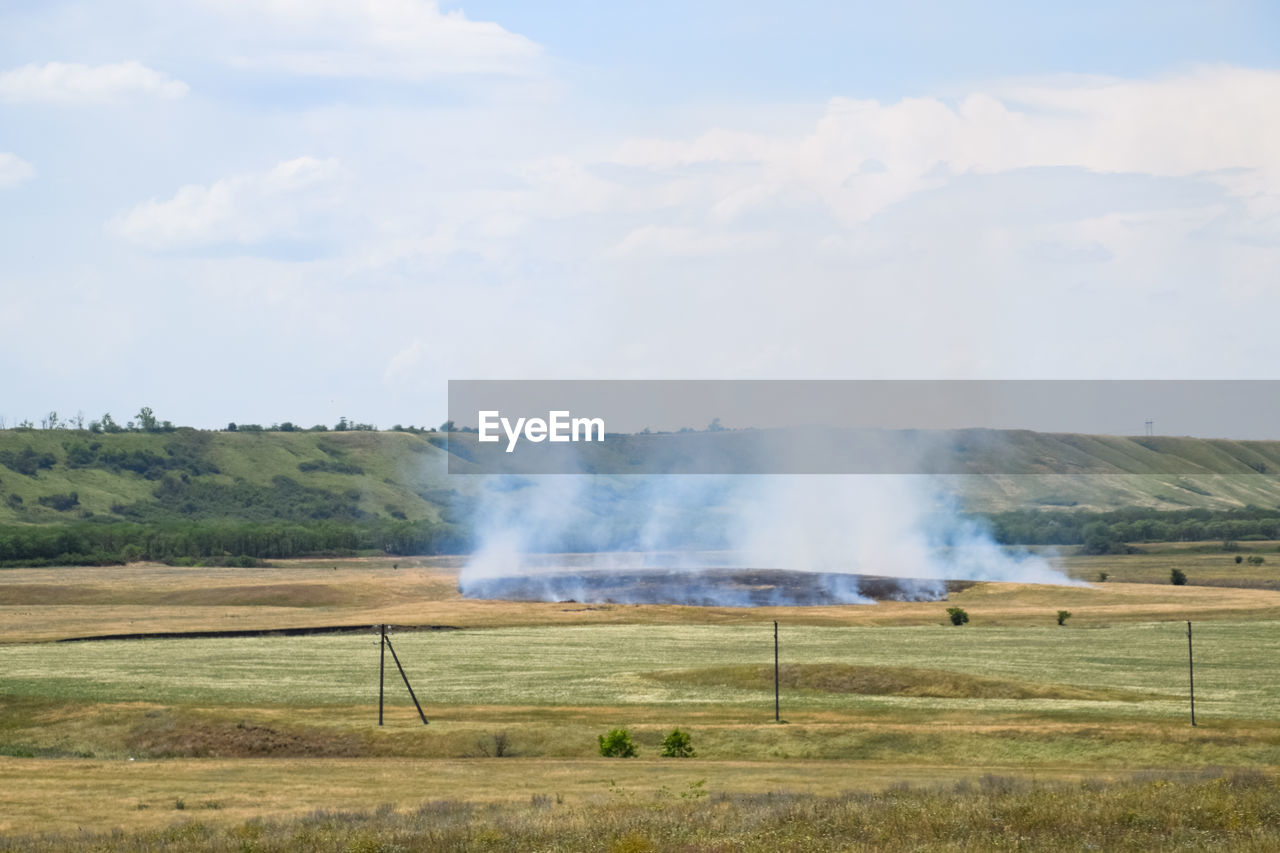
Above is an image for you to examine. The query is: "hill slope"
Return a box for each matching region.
[0,429,461,526]
[3,427,1280,527]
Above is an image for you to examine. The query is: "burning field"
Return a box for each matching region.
[459,567,950,606]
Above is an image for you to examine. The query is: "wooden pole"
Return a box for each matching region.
[1187,621,1196,727]
[384,633,429,725]
[774,620,780,723]
[379,624,385,726]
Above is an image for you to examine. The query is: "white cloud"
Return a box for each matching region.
[0,61,188,103]
[383,338,426,385]
[110,157,345,252]
[0,152,35,188]
[608,225,772,258]
[210,0,542,79]
[604,66,1280,229]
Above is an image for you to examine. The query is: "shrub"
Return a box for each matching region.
[1236,554,1244,564]
[36,492,79,511]
[0,446,57,477]
[946,606,969,626]
[1096,571,1108,582]
[1170,568,1188,586]
[1247,555,1265,566]
[660,729,695,758]
[1056,610,1071,626]
[598,728,637,758]
[475,731,513,757]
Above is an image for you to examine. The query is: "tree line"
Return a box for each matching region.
[984,506,1280,554]
[0,407,445,434]
[0,518,470,568]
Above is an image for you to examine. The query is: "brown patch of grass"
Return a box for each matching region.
[652,663,1151,701]
[124,709,365,758]
[7,557,1280,643]
[0,583,359,608]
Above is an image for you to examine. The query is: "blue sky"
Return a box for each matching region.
[1,1,1278,430]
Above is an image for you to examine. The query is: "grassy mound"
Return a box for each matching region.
[125,710,365,758]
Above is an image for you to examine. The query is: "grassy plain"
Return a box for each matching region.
[2,549,1280,846]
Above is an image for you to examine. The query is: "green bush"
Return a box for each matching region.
[1096,571,1108,582]
[1236,554,1244,564]
[660,729,695,758]
[1056,610,1071,626]
[1247,555,1265,566]
[598,728,637,758]
[0,446,57,477]
[946,606,969,626]
[36,492,79,511]
[1171,568,1188,586]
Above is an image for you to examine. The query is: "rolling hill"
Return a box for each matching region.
[4,428,1280,531]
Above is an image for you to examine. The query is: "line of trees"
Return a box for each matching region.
[0,408,446,434]
[985,507,1280,553]
[0,518,470,568]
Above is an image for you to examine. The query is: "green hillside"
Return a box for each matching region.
[0,428,467,526]
[5,427,1280,530]
[5,426,1280,567]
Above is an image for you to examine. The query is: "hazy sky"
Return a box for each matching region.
[2,1,1278,430]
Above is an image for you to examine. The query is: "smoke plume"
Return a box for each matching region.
[459,471,1080,606]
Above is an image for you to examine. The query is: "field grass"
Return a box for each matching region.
[4,553,1280,844]
[6,550,1280,643]
[5,621,1274,715]
[1062,546,1280,590]
[2,767,1277,850]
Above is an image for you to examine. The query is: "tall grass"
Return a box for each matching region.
[1,771,1276,852]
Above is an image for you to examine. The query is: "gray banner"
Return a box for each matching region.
[444,380,1280,474]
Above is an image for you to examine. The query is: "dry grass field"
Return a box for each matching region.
[2,548,1279,847]
[4,550,1280,642]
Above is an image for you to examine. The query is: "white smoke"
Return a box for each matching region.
[460,472,1080,605]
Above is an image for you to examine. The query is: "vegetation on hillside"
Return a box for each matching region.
[6,423,1280,565]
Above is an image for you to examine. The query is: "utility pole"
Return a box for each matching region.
[1187,621,1196,727]
[774,620,780,723]
[384,631,429,725]
[375,624,428,726]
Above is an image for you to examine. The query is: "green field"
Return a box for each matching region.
[2,621,1274,719]
[3,552,1280,847]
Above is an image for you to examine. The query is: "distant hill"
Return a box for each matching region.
[0,429,461,526]
[3,427,1280,528]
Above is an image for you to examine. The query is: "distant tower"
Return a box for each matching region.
[1145,419,1154,436]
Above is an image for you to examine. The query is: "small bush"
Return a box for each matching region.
[1247,555,1265,566]
[36,492,79,511]
[660,729,695,758]
[1235,554,1244,564]
[1170,568,1188,586]
[598,728,637,758]
[1056,610,1071,626]
[475,731,513,757]
[1096,571,1108,582]
[946,606,969,626]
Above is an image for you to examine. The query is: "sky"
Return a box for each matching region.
[1,1,1278,431]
